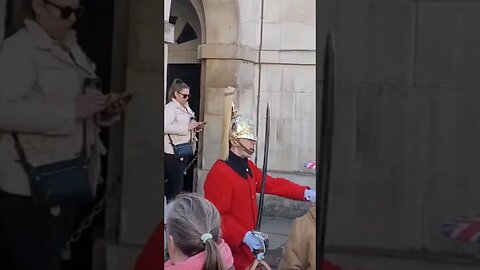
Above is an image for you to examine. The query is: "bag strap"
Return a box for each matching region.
[167,134,175,147]
[167,130,193,147]
[11,133,31,171]
[11,122,87,166]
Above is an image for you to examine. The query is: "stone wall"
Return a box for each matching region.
[196,0,317,218]
[322,0,480,257]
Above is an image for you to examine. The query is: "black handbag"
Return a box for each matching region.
[11,123,93,207]
[168,134,194,158]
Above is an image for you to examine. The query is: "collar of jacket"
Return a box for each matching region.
[23,19,96,77]
[172,98,191,110]
[224,151,252,179]
[24,19,77,50]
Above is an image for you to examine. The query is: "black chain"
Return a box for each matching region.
[63,145,202,259]
[183,147,202,174]
[62,177,121,260]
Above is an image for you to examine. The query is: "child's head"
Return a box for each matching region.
[165,193,225,270]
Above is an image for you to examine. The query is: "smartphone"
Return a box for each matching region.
[103,91,134,111]
[98,92,134,121]
[194,121,206,132]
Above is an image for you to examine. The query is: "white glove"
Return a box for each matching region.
[304,189,316,202]
[243,231,262,251]
[243,231,268,260]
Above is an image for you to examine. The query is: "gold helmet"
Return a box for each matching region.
[231,114,257,141]
[219,87,257,160]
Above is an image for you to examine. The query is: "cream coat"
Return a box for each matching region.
[0,19,105,196]
[164,99,197,155]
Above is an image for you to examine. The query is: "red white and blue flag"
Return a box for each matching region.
[441,215,480,243]
[304,161,316,169]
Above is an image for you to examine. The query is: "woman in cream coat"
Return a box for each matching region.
[164,79,203,201]
[0,1,125,269]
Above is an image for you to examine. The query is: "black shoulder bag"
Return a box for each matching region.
[168,133,194,159]
[11,123,93,207]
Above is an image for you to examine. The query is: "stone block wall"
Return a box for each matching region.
[323,0,480,256]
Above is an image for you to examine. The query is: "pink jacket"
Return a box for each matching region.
[164,239,234,270]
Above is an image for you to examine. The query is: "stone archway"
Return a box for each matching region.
[165,0,257,194]
[193,0,260,194]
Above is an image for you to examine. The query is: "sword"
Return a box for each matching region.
[317,32,336,267]
[256,102,270,231]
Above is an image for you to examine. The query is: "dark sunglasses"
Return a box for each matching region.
[44,0,84,20]
[177,92,190,99]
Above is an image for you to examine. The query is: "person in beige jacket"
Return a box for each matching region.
[279,205,360,270]
[0,1,125,269]
[278,206,317,270]
[164,78,203,201]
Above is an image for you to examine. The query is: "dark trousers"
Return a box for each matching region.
[0,190,77,270]
[164,153,188,201]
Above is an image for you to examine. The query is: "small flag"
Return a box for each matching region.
[441,215,480,243]
[304,161,316,169]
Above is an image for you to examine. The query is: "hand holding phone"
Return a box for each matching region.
[102,92,133,114]
[194,121,206,132]
[96,92,134,125]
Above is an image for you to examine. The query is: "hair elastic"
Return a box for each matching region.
[201,233,213,244]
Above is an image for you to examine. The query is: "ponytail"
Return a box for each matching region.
[166,194,226,270]
[202,238,226,270]
[167,78,190,102]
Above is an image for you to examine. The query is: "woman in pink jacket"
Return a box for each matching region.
[164,193,234,270]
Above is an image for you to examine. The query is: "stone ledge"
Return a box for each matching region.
[198,43,258,63]
[198,43,316,65]
[261,194,311,219]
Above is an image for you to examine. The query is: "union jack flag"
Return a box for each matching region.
[441,215,480,243]
[304,161,316,169]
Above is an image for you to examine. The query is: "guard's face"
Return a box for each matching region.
[238,138,256,158]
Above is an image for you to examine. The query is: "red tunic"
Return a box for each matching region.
[133,222,164,270]
[204,159,308,270]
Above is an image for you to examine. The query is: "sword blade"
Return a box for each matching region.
[257,102,271,231]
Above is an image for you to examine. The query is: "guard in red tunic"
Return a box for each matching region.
[204,96,316,270]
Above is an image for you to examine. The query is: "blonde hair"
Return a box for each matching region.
[167,78,190,102]
[166,193,226,270]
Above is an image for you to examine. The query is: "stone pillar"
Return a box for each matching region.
[195,44,259,194]
[105,0,164,269]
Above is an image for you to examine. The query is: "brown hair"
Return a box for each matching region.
[167,78,190,102]
[166,193,226,270]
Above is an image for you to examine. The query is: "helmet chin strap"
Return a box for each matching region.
[230,137,255,156]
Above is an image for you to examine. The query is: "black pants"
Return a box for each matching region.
[0,190,77,270]
[164,153,188,201]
